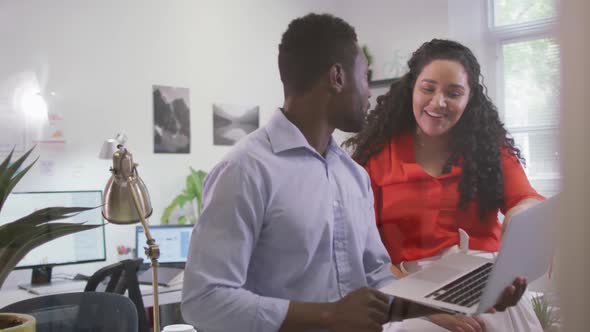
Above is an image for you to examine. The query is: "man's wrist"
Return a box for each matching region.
[318,302,336,328]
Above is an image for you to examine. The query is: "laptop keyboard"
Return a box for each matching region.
[426,262,493,308]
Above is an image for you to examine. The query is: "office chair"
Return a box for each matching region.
[84,258,150,332]
[0,292,138,332]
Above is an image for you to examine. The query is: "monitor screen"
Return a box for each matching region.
[135,225,193,264]
[0,190,106,269]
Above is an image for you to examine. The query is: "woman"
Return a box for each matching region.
[344,39,544,331]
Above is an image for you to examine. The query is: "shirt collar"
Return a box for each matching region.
[266,109,344,157]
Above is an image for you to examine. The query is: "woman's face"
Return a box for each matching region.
[412,59,471,137]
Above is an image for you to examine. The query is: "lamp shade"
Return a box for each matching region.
[98,139,119,160]
[99,134,128,159]
[102,148,152,224]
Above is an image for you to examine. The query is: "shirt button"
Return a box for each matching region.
[333,201,339,207]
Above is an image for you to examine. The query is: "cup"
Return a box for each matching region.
[162,324,197,332]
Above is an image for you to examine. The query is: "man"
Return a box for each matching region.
[181,13,524,332]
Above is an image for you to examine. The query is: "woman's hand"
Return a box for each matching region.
[427,314,486,332]
[487,277,527,312]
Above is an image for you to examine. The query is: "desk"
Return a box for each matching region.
[0,284,183,309]
[139,284,183,308]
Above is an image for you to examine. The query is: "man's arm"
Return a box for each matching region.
[362,184,397,289]
[181,161,289,332]
[182,160,392,332]
[279,288,390,332]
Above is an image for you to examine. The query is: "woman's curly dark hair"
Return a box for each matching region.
[343,39,524,218]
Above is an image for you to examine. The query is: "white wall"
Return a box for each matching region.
[1,0,486,288]
[335,0,449,80]
[447,0,498,102]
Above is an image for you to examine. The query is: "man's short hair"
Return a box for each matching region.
[278,13,358,95]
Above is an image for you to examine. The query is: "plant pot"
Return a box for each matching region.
[0,313,35,332]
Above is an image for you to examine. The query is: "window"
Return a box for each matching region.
[491,0,556,27]
[488,0,560,197]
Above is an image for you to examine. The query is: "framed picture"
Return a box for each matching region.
[363,45,409,87]
[213,103,260,146]
[153,85,191,154]
[369,78,398,89]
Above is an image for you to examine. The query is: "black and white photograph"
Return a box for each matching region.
[213,103,259,146]
[153,85,191,153]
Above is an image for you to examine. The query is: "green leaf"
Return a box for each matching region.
[531,295,560,329]
[177,216,187,225]
[0,146,36,189]
[0,148,15,175]
[190,168,207,216]
[0,146,102,289]
[185,174,198,197]
[177,194,191,207]
[161,205,173,224]
[0,223,101,287]
[161,168,208,225]
[161,196,184,224]
[160,194,191,224]
[2,206,97,229]
[0,159,38,211]
[0,146,37,212]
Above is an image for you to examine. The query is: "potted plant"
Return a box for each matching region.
[0,147,101,331]
[362,45,374,82]
[161,167,207,224]
[0,313,35,332]
[531,294,560,332]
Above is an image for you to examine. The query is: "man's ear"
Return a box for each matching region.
[328,63,346,93]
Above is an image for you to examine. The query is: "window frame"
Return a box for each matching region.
[486,0,561,185]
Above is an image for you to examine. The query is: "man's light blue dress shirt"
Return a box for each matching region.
[181,110,395,332]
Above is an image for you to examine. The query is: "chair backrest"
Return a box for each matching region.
[84,258,149,332]
[0,292,138,332]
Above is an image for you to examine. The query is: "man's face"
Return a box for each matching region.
[328,45,371,133]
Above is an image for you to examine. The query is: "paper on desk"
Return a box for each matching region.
[139,283,182,296]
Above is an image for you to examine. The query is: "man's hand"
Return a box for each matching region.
[327,287,390,332]
[428,314,486,332]
[487,277,527,313]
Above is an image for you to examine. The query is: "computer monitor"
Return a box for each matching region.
[135,224,193,267]
[0,190,106,287]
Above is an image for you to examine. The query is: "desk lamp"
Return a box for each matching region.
[99,134,161,332]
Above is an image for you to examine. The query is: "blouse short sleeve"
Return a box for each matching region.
[500,148,544,215]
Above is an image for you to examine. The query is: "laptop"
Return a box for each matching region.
[380,194,559,315]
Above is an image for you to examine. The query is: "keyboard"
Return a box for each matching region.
[426,262,493,307]
[23,281,87,295]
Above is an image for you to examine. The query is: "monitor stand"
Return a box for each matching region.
[31,266,53,285]
[17,265,52,291]
[17,265,69,292]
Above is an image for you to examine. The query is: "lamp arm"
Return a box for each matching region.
[128,176,161,332]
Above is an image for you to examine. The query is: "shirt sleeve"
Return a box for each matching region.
[365,159,383,228]
[500,149,545,215]
[181,160,289,332]
[362,173,397,289]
